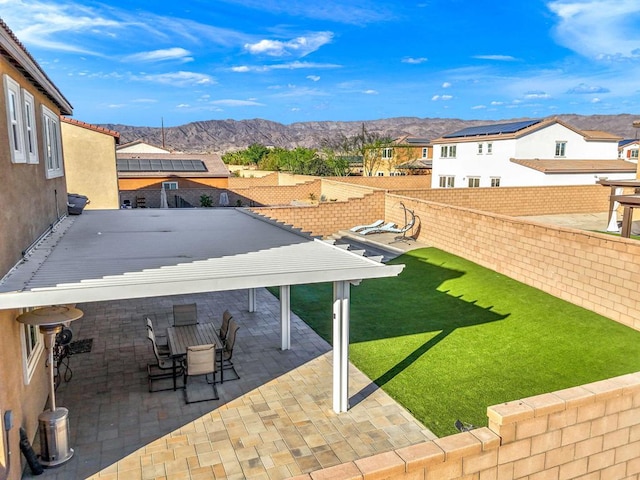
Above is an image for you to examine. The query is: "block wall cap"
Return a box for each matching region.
[433,431,483,460]
[487,401,534,426]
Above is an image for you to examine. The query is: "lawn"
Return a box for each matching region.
[281,247,640,437]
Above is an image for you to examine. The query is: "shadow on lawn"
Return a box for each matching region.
[346,252,510,406]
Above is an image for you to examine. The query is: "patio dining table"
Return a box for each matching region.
[166,322,222,390]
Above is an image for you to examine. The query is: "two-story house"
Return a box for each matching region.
[359,136,432,176]
[431,117,635,188]
[0,19,73,480]
[619,139,639,163]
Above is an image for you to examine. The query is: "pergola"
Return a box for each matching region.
[597,178,640,235]
[0,208,404,413]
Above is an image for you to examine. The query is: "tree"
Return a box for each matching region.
[354,124,392,176]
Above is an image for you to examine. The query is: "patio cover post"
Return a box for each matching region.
[248,288,257,312]
[280,285,291,350]
[607,186,623,232]
[332,280,350,413]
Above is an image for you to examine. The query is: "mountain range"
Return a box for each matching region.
[103,114,640,154]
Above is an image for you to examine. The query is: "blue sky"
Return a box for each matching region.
[3,0,640,126]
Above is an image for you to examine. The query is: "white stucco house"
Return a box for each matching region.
[619,139,639,163]
[431,117,636,188]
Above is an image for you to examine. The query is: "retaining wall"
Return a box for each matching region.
[292,372,640,480]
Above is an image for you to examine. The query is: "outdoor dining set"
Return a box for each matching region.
[145,303,240,403]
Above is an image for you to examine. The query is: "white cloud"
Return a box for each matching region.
[547,0,640,60]
[123,48,193,63]
[490,101,504,105]
[307,75,321,82]
[524,91,551,99]
[134,71,216,86]
[591,97,601,103]
[566,83,610,94]
[244,32,333,57]
[432,95,453,101]
[363,89,378,95]
[473,55,517,61]
[210,99,265,107]
[230,61,340,72]
[442,82,451,88]
[402,57,428,64]
[472,105,486,109]
[176,104,191,108]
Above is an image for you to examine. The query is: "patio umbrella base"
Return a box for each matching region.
[38,407,74,467]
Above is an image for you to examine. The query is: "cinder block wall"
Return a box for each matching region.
[391,184,617,216]
[320,179,382,202]
[386,195,640,331]
[230,179,322,206]
[252,191,385,237]
[327,175,431,189]
[291,372,640,480]
[229,172,279,188]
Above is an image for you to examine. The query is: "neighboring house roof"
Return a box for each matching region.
[394,135,431,146]
[433,117,622,144]
[117,153,229,178]
[0,209,403,308]
[62,117,120,142]
[619,139,639,148]
[510,158,637,174]
[0,19,72,115]
[117,140,170,153]
[397,159,432,170]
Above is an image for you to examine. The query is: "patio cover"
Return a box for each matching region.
[0,208,404,412]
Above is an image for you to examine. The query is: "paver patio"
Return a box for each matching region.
[23,287,435,479]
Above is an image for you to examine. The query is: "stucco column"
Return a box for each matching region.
[332,280,350,413]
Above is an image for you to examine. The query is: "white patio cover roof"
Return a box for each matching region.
[0,208,404,309]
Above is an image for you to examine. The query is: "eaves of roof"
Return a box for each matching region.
[0,19,73,115]
[62,117,120,142]
[510,158,637,174]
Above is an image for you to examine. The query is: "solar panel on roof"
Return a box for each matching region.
[443,119,542,138]
[116,158,208,172]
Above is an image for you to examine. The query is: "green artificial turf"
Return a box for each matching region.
[277,247,640,437]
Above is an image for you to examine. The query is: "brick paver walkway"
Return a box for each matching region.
[24,287,435,479]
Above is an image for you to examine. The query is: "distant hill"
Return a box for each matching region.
[103,114,640,154]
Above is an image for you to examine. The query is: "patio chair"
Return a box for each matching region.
[219,310,233,342]
[173,303,198,326]
[183,344,219,404]
[145,317,169,354]
[218,320,240,383]
[349,219,384,232]
[147,328,181,392]
[359,221,396,235]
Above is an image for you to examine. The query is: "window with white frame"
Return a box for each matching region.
[162,181,178,190]
[555,141,566,157]
[468,177,480,187]
[490,177,501,187]
[421,147,428,158]
[42,106,64,178]
[477,143,483,155]
[441,145,457,158]
[20,308,44,384]
[439,175,455,188]
[381,147,393,159]
[487,142,492,154]
[4,74,26,163]
[23,90,38,164]
[630,149,638,159]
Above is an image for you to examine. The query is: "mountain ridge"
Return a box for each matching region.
[103,114,640,154]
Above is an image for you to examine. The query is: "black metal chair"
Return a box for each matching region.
[219,310,233,342]
[173,303,198,326]
[147,328,181,392]
[183,344,219,404]
[218,320,240,383]
[145,317,170,354]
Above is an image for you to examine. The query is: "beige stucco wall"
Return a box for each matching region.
[61,121,120,210]
[0,57,65,480]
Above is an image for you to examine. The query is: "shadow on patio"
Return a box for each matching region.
[24,288,435,480]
